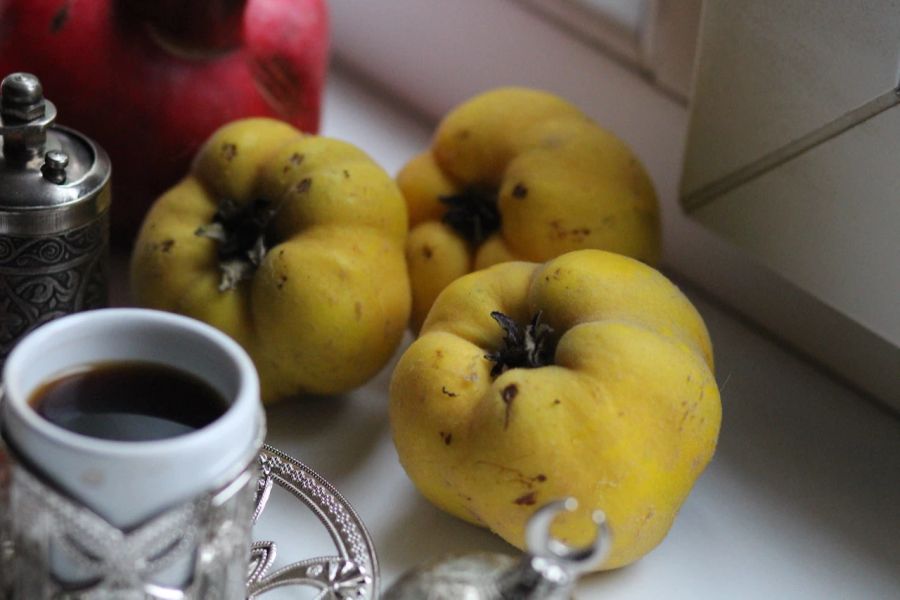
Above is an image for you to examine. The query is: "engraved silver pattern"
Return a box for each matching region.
[0,445,254,600]
[0,214,108,362]
[0,442,379,600]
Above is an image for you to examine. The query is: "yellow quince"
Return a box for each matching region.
[131,118,410,402]
[389,250,720,569]
[399,87,661,330]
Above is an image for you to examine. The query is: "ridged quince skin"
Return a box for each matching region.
[399,87,661,330]
[389,250,720,569]
[131,118,411,402]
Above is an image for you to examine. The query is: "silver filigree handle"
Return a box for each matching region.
[247,445,379,599]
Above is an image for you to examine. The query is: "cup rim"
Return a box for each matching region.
[2,308,260,458]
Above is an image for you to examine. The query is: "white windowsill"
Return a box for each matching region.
[108,65,899,599]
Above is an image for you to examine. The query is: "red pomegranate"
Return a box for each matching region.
[0,0,328,245]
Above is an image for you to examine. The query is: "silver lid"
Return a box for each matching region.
[0,73,111,234]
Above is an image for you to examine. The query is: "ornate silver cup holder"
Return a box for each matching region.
[0,442,379,599]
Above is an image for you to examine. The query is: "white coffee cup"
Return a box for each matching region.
[1,308,265,595]
[2,308,264,528]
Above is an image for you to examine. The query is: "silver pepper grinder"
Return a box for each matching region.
[0,72,110,363]
[384,498,612,599]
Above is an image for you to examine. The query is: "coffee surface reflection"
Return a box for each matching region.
[28,361,229,441]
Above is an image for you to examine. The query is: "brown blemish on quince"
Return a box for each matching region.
[635,507,656,539]
[283,153,305,173]
[465,507,485,524]
[221,143,237,161]
[474,461,545,489]
[514,491,537,506]
[501,384,518,429]
[549,220,591,240]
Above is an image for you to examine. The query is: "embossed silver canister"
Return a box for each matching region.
[0,72,110,362]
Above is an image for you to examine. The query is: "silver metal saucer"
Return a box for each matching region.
[248,445,378,599]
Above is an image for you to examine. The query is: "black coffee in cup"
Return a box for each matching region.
[28,361,229,442]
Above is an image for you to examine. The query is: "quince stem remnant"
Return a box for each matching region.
[485,311,556,378]
[440,186,501,245]
[195,197,279,291]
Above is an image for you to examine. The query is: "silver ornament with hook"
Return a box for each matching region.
[383,498,611,599]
